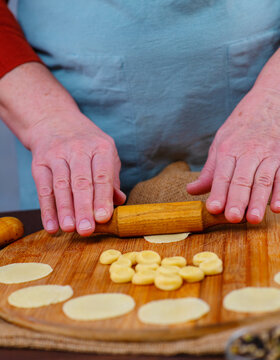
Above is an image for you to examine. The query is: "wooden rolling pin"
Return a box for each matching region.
[95,201,243,237]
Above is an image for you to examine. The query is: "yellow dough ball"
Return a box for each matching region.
[156,265,181,276]
[136,250,161,265]
[99,249,121,264]
[192,251,219,266]
[161,256,186,267]
[154,274,183,291]
[121,252,139,265]
[135,263,159,272]
[132,270,156,285]
[179,266,205,282]
[199,258,223,275]
[110,267,135,283]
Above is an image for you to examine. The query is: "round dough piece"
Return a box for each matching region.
[179,266,205,282]
[132,270,156,285]
[63,293,135,321]
[193,251,219,266]
[136,251,161,265]
[8,285,73,308]
[121,252,139,265]
[156,265,181,276]
[274,272,280,285]
[135,263,159,272]
[99,249,121,265]
[138,297,210,325]
[161,256,186,267]
[109,263,129,273]
[0,263,53,284]
[199,258,223,275]
[115,256,132,267]
[144,233,190,244]
[223,287,280,313]
[110,267,135,283]
[154,274,183,291]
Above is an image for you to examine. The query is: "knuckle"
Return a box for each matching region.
[94,170,111,185]
[98,140,113,153]
[57,201,72,212]
[215,173,231,184]
[38,186,53,198]
[232,175,251,188]
[72,176,92,191]
[41,207,55,219]
[54,177,70,190]
[255,174,273,187]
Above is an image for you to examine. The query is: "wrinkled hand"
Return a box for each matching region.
[187,87,280,224]
[29,110,126,236]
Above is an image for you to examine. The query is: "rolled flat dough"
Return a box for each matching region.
[138,297,210,325]
[8,285,73,308]
[223,287,280,313]
[0,263,53,284]
[63,293,135,321]
[144,233,190,244]
[274,272,280,285]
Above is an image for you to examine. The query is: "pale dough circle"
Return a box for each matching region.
[99,249,121,264]
[8,285,73,308]
[115,256,132,267]
[135,263,159,272]
[136,251,161,265]
[154,274,183,291]
[63,293,135,321]
[121,252,139,265]
[274,272,280,285]
[138,297,210,325]
[0,263,53,284]
[199,258,223,275]
[179,266,205,282]
[223,287,280,313]
[132,270,156,285]
[109,263,129,273]
[193,252,219,266]
[156,265,181,276]
[110,267,135,283]
[144,233,190,244]
[161,256,186,267]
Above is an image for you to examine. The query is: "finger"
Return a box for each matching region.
[32,163,59,233]
[187,144,216,195]
[225,155,260,223]
[206,155,236,214]
[70,154,94,236]
[92,152,115,223]
[52,159,75,232]
[270,167,280,213]
[113,187,126,205]
[247,158,279,224]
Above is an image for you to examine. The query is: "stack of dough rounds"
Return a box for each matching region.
[143,233,190,244]
[0,263,53,284]
[99,248,223,290]
[8,285,73,308]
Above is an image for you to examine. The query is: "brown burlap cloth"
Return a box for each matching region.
[0,162,278,356]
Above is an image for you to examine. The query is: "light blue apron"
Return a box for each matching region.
[16,0,280,209]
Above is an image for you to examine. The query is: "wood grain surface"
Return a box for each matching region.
[0,207,279,342]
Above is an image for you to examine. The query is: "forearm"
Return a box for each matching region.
[0,62,80,148]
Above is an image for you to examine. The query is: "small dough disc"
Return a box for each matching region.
[274,272,280,285]
[199,258,223,275]
[121,252,139,265]
[154,274,183,291]
[161,256,186,267]
[193,252,219,266]
[8,285,73,308]
[99,249,121,265]
[223,287,280,313]
[0,263,53,284]
[63,293,135,321]
[138,297,210,325]
[132,270,156,285]
[144,233,190,244]
[136,251,161,265]
[135,263,159,272]
[110,267,135,283]
[156,265,181,276]
[179,266,205,282]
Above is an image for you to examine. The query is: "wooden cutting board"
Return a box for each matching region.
[0,208,280,342]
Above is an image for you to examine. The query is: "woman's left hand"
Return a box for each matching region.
[187,86,280,224]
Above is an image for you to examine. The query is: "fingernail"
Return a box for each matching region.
[63,216,74,228]
[229,207,241,217]
[46,220,56,231]
[79,219,92,231]
[274,201,280,210]
[209,200,222,210]
[95,208,108,220]
[250,208,260,219]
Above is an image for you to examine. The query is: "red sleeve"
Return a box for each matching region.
[0,0,43,78]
